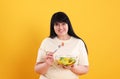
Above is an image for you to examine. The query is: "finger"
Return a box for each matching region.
[46,55,53,59]
[63,66,72,69]
[46,54,53,57]
[46,55,54,58]
[47,53,54,57]
[46,56,54,60]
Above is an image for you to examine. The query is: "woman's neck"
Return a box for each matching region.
[57,35,71,40]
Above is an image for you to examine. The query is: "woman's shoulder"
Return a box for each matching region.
[39,37,53,46]
[72,37,86,45]
[42,37,53,42]
[72,37,83,42]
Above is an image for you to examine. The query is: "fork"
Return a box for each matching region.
[53,42,64,53]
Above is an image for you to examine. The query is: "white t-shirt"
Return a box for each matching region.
[36,36,89,79]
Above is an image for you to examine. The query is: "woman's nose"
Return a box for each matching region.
[59,24,63,29]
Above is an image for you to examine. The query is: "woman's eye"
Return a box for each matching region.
[54,23,59,26]
[62,23,66,25]
[54,22,66,27]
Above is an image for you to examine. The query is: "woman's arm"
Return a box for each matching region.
[34,62,51,74]
[34,52,54,74]
[70,65,89,75]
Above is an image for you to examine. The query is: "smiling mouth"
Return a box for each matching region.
[58,30,64,32]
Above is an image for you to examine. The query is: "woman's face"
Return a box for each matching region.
[54,22,69,37]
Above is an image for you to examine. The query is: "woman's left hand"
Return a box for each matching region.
[62,65,74,70]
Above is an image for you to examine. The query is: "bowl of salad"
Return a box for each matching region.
[56,55,76,66]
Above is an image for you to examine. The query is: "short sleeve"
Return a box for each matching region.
[36,38,48,63]
[78,40,89,66]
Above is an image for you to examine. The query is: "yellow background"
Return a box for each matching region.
[0,0,120,79]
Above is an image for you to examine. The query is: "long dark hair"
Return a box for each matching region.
[49,12,88,53]
[49,12,80,39]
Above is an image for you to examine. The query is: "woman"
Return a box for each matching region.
[34,12,89,79]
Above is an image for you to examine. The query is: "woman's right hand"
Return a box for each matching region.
[34,52,54,74]
[45,52,54,66]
